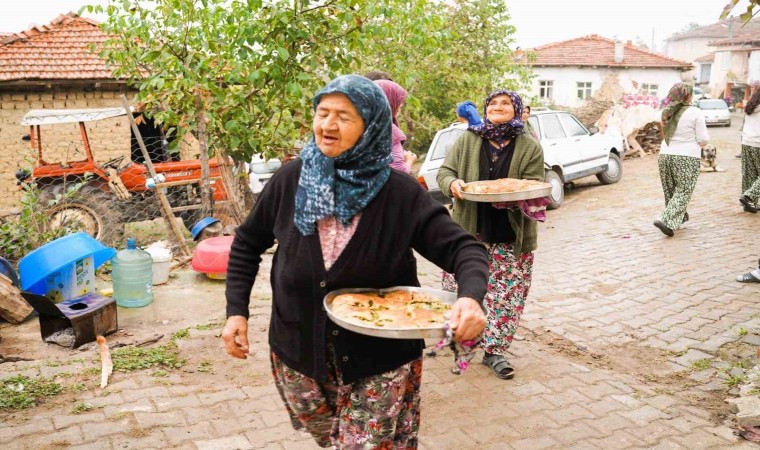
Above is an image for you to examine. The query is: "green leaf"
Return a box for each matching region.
[277,47,290,61]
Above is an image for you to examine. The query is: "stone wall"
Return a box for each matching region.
[0,87,198,209]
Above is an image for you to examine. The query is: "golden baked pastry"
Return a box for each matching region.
[463,178,550,194]
[330,291,451,329]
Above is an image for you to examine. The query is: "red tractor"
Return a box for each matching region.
[17,108,229,245]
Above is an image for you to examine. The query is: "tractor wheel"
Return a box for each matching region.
[40,183,124,246]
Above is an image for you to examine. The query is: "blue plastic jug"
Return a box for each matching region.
[112,238,154,308]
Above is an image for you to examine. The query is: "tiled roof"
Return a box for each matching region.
[694,53,715,63]
[667,18,760,42]
[710,30,760,46]
[528,35,692,70]
[0,12,119,82]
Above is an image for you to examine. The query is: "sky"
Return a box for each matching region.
[0,0,753,54]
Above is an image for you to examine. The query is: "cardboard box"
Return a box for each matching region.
[43,255,95,303]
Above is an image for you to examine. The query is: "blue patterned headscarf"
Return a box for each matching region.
[295,75,392,236]
[468,89,524,147]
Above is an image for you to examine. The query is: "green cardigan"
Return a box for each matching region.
[437,131,545,256]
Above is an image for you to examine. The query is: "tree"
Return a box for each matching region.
[721,0,759,22]
[354,0,532,153]
[87,0,371,163]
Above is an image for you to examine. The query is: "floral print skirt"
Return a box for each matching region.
[271,349,422,449]
[442,242,534,355]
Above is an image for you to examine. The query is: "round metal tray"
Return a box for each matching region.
[461,181,552,203]
[324,286,457,339]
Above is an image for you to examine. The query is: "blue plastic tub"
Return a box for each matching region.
[19,232,116,295]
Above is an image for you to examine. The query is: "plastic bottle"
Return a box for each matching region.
[112,238,154,308]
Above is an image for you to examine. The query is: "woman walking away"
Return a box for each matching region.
[739,85,760,213]
[222,75,488,449]
[437,89,544,380]
[456,100,483,126]
[654,83,709,237]
[374,79,417,173]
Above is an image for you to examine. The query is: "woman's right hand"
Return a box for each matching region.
[450,179,466,200]
[222,315,250,359]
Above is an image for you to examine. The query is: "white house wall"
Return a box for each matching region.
[749,51,760,84]
[664,37,714,80]
[530,67,685,108]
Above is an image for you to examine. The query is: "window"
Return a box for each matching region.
[539,80,554,100]
[431,129,464,160]
[641,83,659,96]
[558,114,588,137]
[527,116,541,138]
[700,64,711,83]
[541,114,565,139]
[576,82,592,100]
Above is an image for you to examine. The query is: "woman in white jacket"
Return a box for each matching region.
[739,86,760,214]
[654,83,709,237]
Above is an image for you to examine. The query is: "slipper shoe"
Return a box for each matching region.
[737,272,760,283]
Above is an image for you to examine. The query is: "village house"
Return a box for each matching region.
[664,18,760,103]
[527,35,692,108]
[0,13,137,209]
[0,12,196,211]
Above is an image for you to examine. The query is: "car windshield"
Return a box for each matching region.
[698,100,728,110]
[430,128,464,160]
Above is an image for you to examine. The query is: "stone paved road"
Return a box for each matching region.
[2,119,759,449]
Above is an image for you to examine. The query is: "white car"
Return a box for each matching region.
[696,99,731,127]
[417,110,625,209]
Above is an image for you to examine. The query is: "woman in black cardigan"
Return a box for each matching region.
[222,75,488,449]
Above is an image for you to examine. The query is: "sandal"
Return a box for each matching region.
[482,354,515,380]
[740,196,758,214]
[737,272,760,283]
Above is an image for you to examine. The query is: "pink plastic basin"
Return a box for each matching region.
[191,236,234,276]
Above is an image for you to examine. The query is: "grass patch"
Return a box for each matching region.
[690,359,712,371]
[197,361,213,373]
[725,374,748,387]
[82,367,101,376]
[0,376,63,410]
[171,328,190,340]
[71,402,96,414]
[112,341,184,372]
[195,322,224,331]
[69,383,87,393]
[738,327,749,337]
[152,370,169,378]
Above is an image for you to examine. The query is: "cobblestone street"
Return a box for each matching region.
[1,118,759,449]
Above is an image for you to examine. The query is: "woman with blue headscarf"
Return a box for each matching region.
[456,100,482,126]
[438,89,544,380]
[222,75,488,448]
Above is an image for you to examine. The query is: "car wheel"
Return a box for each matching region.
[545,169,564,210]
[596,153,623,185]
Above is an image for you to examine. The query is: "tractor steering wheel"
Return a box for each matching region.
[101,155,125,170]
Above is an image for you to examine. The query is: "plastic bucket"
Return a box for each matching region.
[145,247,173,285]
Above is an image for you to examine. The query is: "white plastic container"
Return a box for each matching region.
[145,246,173,285]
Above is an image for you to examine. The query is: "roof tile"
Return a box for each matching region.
[528,34,691,69]
[0,12,119,82]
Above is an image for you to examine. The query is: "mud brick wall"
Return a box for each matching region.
[0,88,198,209]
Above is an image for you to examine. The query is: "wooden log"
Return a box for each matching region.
[0,275,33,324]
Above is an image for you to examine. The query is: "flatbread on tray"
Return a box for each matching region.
[463,178,550,194]
[329,291,451,329]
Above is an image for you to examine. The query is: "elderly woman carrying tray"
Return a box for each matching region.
[437,89,545,380]
[222,75,488,449]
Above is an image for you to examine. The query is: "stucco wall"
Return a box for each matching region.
[530,67,685,108]
[0,87,199,210]
[750,51,760,84]
[664,37,713,80]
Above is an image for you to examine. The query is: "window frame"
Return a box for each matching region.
[576,82,592,100]
[641,83,659,96]
[539,80,554,100]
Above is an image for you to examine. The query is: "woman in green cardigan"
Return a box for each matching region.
[437,89,544,380]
